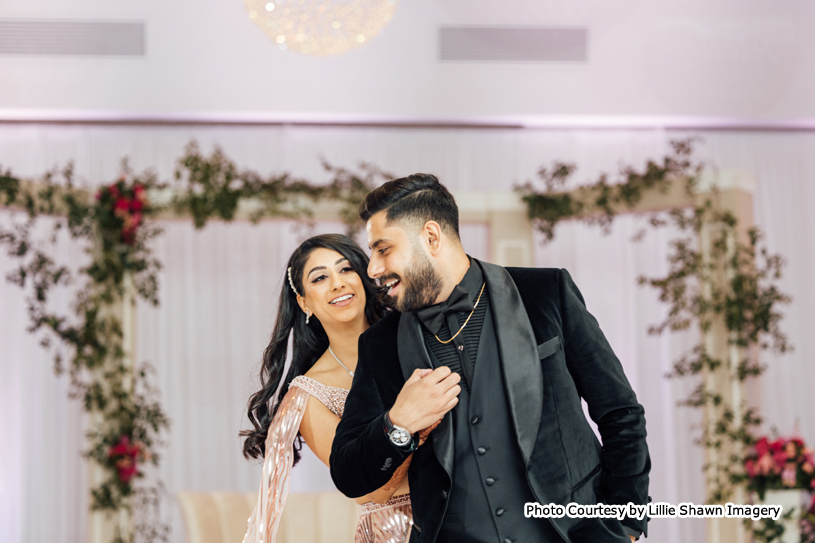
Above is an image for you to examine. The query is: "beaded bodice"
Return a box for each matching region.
[290,375,349,418]
[244,374,412,543]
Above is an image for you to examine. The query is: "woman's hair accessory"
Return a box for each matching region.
[287,267,299,296]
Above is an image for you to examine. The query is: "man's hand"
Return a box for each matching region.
[388,366,461,434]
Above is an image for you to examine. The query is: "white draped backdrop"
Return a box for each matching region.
[1,125,813,543]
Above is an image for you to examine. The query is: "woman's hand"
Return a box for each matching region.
[417,420,441,447]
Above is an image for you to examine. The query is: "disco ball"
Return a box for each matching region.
[244,0,400,56]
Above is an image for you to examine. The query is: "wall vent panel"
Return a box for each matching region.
[0,19,145,56]
[439,26,587,62]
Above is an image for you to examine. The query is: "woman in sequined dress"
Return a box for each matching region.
[241,234,429,543]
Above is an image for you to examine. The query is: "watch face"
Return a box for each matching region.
[389,428,411,446]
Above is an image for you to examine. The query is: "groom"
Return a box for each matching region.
[330,174,650,542]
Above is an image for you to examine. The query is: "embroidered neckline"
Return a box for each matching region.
[291,374,350,393]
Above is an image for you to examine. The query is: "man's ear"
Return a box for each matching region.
[423,220,443,255]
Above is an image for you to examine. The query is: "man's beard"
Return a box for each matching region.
[391,246,443,313]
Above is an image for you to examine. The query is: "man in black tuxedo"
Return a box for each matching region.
[330,174,650,542]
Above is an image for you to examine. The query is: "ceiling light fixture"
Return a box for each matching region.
[244,0,399,56]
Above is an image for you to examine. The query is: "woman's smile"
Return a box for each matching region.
[329,292,355,307]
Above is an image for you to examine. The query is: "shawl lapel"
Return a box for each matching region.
[480,260,544,466]
[397,311,455,478]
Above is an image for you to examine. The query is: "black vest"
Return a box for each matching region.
[423,284,562,543]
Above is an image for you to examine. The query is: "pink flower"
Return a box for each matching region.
[114,198,130,218]
[786,441,798,458]
[781,463,797,487]
[108,436,132,457]
[756,437,770,456]
[745,459,756,477]
[117,464,138,483]
[108,435,143,483]
[803,462,814,474]
[115,456,133,469]
[757,453,775,475]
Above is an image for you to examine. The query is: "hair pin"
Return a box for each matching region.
[287,267,299,297]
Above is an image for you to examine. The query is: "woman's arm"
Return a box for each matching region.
[244,387,311,543]
[354,421,438,504]
[299,396,436,504]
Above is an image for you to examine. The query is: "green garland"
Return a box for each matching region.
[1,139,797,542]
[644,203,790,506]
[0,142,390,543]
[0,164,169,543]
[516,140,701,241]
[517,139,792,527]
[172,141,388,233]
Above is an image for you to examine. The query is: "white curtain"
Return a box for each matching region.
[535,217,704,542]
[0,213,90,542]
[1,124,813,543]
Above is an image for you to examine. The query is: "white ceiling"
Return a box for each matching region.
[1,0,814,121]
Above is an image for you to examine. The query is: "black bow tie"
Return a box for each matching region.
[415,285,474,335]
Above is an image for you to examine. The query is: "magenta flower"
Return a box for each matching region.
[782,463,797,487]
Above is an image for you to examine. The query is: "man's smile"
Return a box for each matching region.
[383,278,401,296]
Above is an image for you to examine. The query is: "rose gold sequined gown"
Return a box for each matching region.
[243,375,413,543]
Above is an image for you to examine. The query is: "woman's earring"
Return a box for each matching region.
[305,309,311,325]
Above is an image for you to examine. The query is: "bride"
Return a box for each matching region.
[241,234,430,543]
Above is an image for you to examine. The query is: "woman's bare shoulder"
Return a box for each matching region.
[303,352,352,390]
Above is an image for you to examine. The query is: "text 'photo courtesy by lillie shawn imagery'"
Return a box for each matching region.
[524,502,784,522]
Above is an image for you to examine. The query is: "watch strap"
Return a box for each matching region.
[384,411,417,452]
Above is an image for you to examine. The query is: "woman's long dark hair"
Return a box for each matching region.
[241,233,387,463]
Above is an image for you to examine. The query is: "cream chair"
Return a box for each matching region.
[176,491,360,543]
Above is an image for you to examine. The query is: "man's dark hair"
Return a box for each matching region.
[359,173,460,240]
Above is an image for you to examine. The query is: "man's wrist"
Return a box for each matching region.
[387,408,412,434]
[384,411,417,452]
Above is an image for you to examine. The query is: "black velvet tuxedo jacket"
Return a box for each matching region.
[330,263,650,542]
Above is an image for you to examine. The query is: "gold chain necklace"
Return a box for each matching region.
[435,282,486,344]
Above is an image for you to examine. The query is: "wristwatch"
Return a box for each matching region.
[384,411,417,452]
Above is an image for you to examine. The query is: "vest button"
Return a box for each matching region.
[496,508,505,516]
[441,490,448,499]
[458,344,464,351]
[471,416,479,425]
[486,477,495,485]
[504,539,513,543]
[477,447,487,455]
